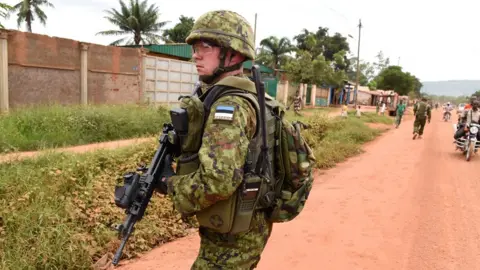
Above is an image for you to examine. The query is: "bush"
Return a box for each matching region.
[0,104,169,153]
[303,113,387,168]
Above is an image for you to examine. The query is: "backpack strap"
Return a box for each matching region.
[200,84,263,174]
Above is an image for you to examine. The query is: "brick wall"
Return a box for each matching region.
[4,30,143,109]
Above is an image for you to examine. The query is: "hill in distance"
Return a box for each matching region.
[421,80,480,97]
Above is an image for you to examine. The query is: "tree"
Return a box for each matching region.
[373,51,390,74]
[284,49,347,88]
[9,0,54,32]
[284,50,315,84]
[0,2,12,29]
[293,27,351,71]
[259,36,295,73]
[162,15,194,43]
[346,57,375,86]
[367,80,377,90]
[375,65,421,96]
[96,0,170,46]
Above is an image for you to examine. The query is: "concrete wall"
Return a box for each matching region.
[0,29,143,111]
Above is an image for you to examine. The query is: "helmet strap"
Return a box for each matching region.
[199,47,243,84]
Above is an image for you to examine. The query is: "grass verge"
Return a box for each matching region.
[0,109,393,269]
[0,104,169,153]
[302,111,394,168]
[0,140,195,270]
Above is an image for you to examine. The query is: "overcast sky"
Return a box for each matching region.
[2,0,478,82]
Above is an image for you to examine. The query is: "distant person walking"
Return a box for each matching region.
[395,100,406,128]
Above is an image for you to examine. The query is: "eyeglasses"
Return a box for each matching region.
[192,41,215,56]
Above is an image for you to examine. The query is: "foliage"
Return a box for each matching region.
[297,110,392,169]
[0,104,169,153]
[375,65,422,96]
[8,0,54,32]
[293,27,351,71]
[96,0,170,45]
[0,141,196,270]
[162,15,194,43]
[346,57,375,86]
[285,50,347,87]
[0,2,12,28]
[259,36,295,72]
[367,80,377,90]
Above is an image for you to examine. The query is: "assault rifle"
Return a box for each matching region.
[111,104,190,266]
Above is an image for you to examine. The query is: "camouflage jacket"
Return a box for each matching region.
[414,101,431,120]
[167,76,257,215]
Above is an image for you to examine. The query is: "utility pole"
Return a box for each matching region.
[397,57,400,66]
[354,19,362,107]
[252,13,257,66]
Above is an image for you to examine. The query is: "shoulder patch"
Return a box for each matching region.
[214,105,235,121]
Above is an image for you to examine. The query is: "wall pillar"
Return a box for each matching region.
[140,48,148,103]
[80,43,89,105]
[0,30,8,113]
[311,85,317,107]
[282,80,289,105]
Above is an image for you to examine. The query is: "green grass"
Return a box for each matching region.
[303,112,393,168]
[0,140,195,270]
[0,104,169,153]
[0,105,394,269]
[348,111,395,124]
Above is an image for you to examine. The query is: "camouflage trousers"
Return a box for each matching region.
[191,211,273,270]
[413,117,427,135]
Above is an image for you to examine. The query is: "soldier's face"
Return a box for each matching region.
[192,41,221,75]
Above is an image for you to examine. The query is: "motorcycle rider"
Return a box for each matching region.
[454,100,480,141]
[443,102,453,120]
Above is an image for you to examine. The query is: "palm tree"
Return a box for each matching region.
[9,0,54,32]
[259,36,295,74]
[96,0,170,46]
[0,3,13,29]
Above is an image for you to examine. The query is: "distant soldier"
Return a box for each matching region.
[412,97,431,139]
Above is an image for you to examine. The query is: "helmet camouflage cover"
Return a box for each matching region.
[186,10,255,60]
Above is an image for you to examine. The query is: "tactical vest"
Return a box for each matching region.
[174,76,276,234]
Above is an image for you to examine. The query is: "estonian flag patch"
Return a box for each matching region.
[214,105,235,121]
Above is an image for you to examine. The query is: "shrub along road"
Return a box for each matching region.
[115,109,480,270]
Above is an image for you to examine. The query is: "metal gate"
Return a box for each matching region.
[143,55,198,106]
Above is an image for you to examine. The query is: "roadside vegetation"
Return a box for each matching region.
[0,104,169,153]
[0,106,393,269]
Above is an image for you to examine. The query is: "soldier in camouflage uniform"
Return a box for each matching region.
[412,97,432,140]
[157,10,273,269]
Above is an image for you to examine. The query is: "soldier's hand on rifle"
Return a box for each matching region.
[156,154,175,195]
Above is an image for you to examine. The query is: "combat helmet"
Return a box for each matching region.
[186,10,255,83]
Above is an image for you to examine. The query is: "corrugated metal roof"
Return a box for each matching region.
[242,60,274,74]
[144,44,193,59]
[123,43,274,74]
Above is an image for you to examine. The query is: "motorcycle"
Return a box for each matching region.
[454,123,480,161]
[443,111,451,121]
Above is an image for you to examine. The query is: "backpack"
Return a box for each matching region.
[201,84,316,224]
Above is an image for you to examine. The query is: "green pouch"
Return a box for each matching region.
[178,95,205,153]
[196,174,266,234]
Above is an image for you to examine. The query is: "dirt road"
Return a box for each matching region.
[115,109,480,270]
